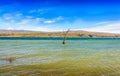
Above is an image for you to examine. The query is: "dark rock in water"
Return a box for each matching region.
[7,57,16,63]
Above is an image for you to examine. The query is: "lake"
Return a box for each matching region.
[0,37,120,76]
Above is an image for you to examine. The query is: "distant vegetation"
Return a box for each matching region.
[0,31,120,38]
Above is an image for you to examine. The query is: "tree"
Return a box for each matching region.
[62,29,70,44]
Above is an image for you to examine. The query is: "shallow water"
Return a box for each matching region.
[0,38,120,76]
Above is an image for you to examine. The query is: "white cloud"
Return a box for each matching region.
[44,20,55,24]
[10,20,16,23]
[1,12,120,33]
[0,13,51,31]
[44,16,63,24]
[29,9,44,14]
[95,21,111,25]
[7,27,14,30]
[35,18,43,22]
[55,16,63,21]
[2,13,13,20]
[82,21,120,33]
[18,19,31,25]
[17,26,54,32]
[15,13,23,17]
[17,18,43,25]
[2,13,23,21]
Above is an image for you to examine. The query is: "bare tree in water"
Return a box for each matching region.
[62,29,70,44]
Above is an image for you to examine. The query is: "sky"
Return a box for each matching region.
[0,0,120,33]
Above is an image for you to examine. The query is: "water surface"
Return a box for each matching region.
[0,37,120,76]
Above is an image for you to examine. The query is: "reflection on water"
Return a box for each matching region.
[0,38,120,76]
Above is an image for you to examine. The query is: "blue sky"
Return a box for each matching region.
[0,0,120,33]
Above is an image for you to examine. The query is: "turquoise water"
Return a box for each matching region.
[0,38,120,76]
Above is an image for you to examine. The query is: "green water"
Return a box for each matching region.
[0,38,120,76]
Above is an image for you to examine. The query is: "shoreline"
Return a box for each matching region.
[0,37,120,40]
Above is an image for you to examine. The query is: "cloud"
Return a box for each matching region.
[2,13,23,21]
[82,21,120,33]
[56,16,63,21]
[44,16,63,24]
[17,19,31,25]
[1,12,120,33]
[95,21,111,25]
[35,18,43,22]
[17,17,44,25]
[29,9,44,14]
[0,13,44,30]
[7,27,14,30]
[44,20,55,24]
[2,13,13,20]
[0,13,56,31]
[16,26,54,32]
[1,13,44,24]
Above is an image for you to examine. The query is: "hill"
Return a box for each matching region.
[0,30,120,38]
